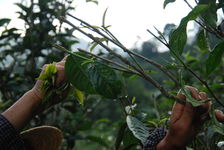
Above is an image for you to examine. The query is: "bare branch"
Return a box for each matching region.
[61,17,184,104]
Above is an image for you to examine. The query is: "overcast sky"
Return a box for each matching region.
[0,0,195,49]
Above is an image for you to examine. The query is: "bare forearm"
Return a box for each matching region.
[2,89,42,130]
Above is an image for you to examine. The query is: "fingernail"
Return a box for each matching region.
[215,109,223,114]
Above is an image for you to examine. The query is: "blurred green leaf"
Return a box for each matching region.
[197,29,210,52]
[206,41,224,75]
[163,0,176,9]
[122,129,139,149]
[199,1,217,28]
[0,18,11,27]
[169,5,209,55]
[74,88,85,105]
[90,37,108,51]
[131,97,136,104]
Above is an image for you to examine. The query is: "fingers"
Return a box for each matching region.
[185,85,200,100]
[57,55,68,67]
[215,110,224,122]
[184,86,211,125]
[55,64,65,86]
[199,92,211,112]
[180,102,194,125]
[170,93,185,123]
[185,86,211,116]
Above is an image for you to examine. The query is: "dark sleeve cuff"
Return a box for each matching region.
[0,114,25,150]
[143,128,187,150]
[143,128,167,150]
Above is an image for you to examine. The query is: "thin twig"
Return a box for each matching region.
[61,17,185,104]
[66,14,178,85]
[147,26,224,107]
[183,0,193,9]
[67,13,145,73]
[183,0,224,40]
[77,48,140,75]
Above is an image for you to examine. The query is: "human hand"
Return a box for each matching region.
[215,109,224,122]
[157,86,211,150]
[30,56,68,106]
[2,57,69,130]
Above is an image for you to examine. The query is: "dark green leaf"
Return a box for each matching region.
[65,54,123,99]
[206,41,224,75]
[169,5,209,55]
[199,0,216,4]
[115,123,127,150]
[0,18,11,27]
[200,2,218,28]
[87,62,123,99]
[122,129,139,149]
[197,29,210,52]
[65,55,96,94]
[163,0,176,9]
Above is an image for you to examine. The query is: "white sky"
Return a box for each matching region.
[0,0,195,49]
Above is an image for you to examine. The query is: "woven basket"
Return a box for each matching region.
[20,126,63,150]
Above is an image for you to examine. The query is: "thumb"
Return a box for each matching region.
[180,102,194,125]
[170,93,185,123]
[215,109,224,122]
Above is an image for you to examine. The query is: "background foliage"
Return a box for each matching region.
[1,0,224,150]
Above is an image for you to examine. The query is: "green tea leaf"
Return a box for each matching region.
[65,54,123,99]
[126,115,150,145]
[163,0,176,9]
[180,88,206,107]
[199,2,217,28]
[90,37,108,51]
[65,55,96,94]
[87,62,123,99]
[37,62,57,81]
[74,88,85,105]
[131,97,136,104]
[197,29,210,52]
[169,5,209,55]
[206,41,224,75]
[179,71,207,107]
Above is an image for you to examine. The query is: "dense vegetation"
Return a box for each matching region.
[1,0,224,149]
